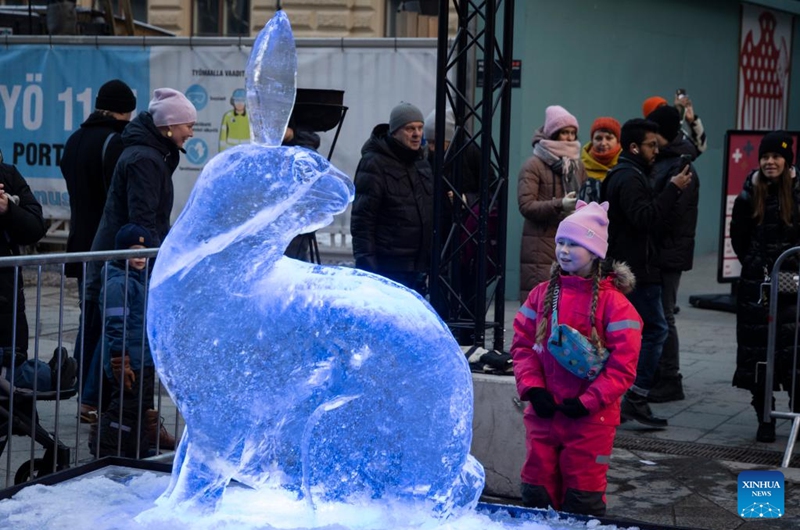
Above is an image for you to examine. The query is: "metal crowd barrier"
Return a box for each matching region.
[764,246,800,467]
[0,249,181,489]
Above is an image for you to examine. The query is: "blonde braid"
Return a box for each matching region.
[535,265,562,346]
[589,259,604,350]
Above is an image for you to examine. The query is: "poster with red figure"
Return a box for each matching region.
[737,4,793,130]
[720,131,800,281]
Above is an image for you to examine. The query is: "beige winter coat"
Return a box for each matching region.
[517,134,587,302]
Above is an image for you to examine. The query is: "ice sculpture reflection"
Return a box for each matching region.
[146,10,484,515]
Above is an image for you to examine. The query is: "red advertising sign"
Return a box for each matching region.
[737,4,793,130]
[719,131,800,281]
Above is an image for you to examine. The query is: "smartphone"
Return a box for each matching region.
[676,88,687,99]
[679,153,692,171]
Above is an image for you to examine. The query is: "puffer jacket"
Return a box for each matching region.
[0,164,46,353]
[86,111,181,303]
[517,128,587,302]
[511,262,642,427]
[350,123,433,274]
[730,169,800,389]
[60,111,129,278]
[651,138,700,272]
[100,261,153,376]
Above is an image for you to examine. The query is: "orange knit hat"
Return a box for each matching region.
[590,117,621,140]
[642,96,668,118]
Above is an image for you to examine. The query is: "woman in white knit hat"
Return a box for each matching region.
[89,87,197,261]
[81,88,197,445]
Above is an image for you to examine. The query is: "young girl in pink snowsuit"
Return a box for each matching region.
[511,200,642,516]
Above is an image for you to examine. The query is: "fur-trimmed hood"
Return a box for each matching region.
[549,260,636,295]
[606,261,636,294]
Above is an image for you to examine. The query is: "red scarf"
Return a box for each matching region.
[589,144,621,167]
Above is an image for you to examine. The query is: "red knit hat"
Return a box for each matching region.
[642,96,668,118]
[590,117,621,140]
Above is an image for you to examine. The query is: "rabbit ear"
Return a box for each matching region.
[599,201,610,212]
[575,200,588,210]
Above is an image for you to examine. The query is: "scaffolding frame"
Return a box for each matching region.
[429,0,514,352]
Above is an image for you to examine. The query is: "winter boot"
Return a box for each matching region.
[521,483,554,510]
[145,409,176,450]
[647,374,685,403]
[756,421,776,443]
[621,391,668,428]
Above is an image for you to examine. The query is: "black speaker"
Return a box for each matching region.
[291,89,346,133]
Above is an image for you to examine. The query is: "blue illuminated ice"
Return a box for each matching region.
[0,468,626,530]
[145,10,484,516]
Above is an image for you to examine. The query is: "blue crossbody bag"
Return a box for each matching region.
[547,282,609,381]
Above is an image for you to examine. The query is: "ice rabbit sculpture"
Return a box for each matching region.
[147,10,484,514]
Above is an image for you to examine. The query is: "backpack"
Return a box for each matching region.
[578,177,602,204]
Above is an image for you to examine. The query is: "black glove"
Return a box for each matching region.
[527,388,557,418]
[559,397,589,418]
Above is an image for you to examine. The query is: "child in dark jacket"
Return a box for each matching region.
[511,201,642,516]
[93,223,175,457]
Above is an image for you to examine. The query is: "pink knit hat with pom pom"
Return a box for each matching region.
[555,200,609,259]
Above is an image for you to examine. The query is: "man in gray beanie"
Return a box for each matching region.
[350,102,433,294]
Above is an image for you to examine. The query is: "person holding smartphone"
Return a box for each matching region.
[601,118,691,427]
[674,89,707,157]
[646,105,700,403]
[642,90,707,159]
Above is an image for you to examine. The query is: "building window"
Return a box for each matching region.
[194,0,249,36]
[387,0,438,38]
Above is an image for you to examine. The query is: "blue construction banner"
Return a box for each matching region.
[0,45,150,219]
[0,41,437,223]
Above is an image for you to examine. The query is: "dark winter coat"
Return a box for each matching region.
[86,111,181,302]
[517,129,587,302]
[60,112,129,278]
[100,261,153,376]
[601,152,681,285]
[730,170,800,390]
[0,164,46,353]
[430,140,484,200]
[651,138,700,272]
[350,124,434,274]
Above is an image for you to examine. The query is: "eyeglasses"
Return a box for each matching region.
[640,140,659,149]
